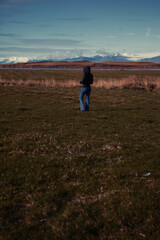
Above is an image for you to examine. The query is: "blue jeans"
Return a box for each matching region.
[80,86,91,111]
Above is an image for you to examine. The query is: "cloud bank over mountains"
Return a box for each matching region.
[0,53,160,64]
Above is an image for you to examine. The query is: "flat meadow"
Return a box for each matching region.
[0,69,160,240]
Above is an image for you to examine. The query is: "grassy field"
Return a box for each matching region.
[1,69,160,82]
[0,69,160,91]
[0,70,160,240]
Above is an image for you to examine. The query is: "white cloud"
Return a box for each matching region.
[156,35,160,39]
[105,35,116,39]
[96,49,112,56]
[20,38,81,47]
[145,27,151,37]
[121,53,131,57]
[0,57,29,63]
[131,52,160,60]
[125,33,136,36]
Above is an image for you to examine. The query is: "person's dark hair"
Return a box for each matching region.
[83,66,91,74]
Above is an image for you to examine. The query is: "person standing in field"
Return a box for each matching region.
[79,66,93,111]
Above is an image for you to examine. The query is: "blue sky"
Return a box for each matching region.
[0,0,160,62]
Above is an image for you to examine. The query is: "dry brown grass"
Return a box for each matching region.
[94,75,160,91]
[0,78,78,88]
[0,75,160,91]
[0,79,57,87]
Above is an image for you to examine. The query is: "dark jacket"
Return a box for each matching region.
[80,66,93,86]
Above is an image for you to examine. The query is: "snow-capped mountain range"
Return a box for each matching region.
[62,53,131,62]
[140,56,160,63]
[0,54,160,64]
